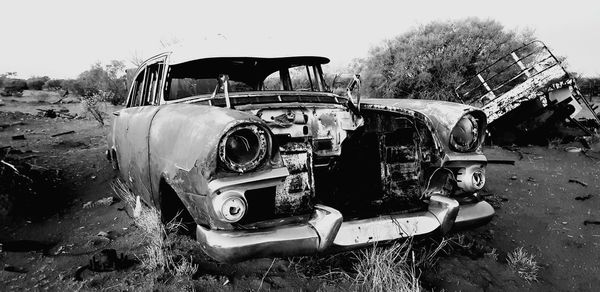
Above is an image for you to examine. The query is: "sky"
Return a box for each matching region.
[1,0,599,79]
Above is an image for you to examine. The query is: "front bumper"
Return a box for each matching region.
[196,195,494,262]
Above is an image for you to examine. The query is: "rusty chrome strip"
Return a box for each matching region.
[196,204,343,263]
[453,200,494,230]
[331,195,458,248]
[208,167,289,193]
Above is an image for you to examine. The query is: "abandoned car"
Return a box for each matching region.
[107,50,494,262]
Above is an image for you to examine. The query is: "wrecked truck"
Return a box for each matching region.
[107,50,494,262]
[455,40,600,144]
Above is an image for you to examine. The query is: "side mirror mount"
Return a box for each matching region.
[346,74,361,113]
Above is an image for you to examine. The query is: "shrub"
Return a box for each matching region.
[507,247,540,282]
[26,76,50,90]
[44,79,64,90]
[1,78,28,96]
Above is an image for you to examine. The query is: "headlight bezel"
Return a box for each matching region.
[449,114,482,152]
[218,124,270,173]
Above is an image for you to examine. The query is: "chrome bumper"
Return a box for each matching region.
[196,195,494,262]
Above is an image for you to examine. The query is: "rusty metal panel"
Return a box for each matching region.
[275,140,314,215]
[482,65,565,124]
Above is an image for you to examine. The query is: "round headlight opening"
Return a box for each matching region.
[451,115,479,152]
[219,124,269,172]
[225,128,260,165]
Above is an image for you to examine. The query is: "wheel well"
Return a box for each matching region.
[159,179,195,233]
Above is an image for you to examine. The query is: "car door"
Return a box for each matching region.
[112,55,167,205]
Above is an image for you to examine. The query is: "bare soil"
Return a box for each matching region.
[1,95,599,291]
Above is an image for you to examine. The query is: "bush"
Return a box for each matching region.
[1,78,28,96]
[26,76,50,90]
[44,79,64,90]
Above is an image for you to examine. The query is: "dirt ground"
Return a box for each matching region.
[1,95,600,291]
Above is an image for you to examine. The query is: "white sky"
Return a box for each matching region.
[1,0,598,79]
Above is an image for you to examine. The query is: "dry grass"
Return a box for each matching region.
[112,179,198,276]
[353,241,421,292]
[413,237,450,269]
[485,248,498,261]
[507,247,539,282]
[81,94,105,126]
[173,256,199,278]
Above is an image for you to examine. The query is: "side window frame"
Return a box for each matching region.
[125,53,169,107]
[126,67,147,108]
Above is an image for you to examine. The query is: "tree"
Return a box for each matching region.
[70,60,128,104]
[360,18,536,100]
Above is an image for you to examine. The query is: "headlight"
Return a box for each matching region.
[219,124,269,172]
[213,190,247,223]
[456,165,486,192]
[450,114,479,152]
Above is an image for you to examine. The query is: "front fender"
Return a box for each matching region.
[361,99,487,156]
[148,104,267,200]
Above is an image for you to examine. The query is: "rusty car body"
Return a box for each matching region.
[108,49,494,262]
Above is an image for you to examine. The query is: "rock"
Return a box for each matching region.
[61,97,80,104]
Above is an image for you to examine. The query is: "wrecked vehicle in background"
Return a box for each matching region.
[455,40,600,144]
[107,50,494,262]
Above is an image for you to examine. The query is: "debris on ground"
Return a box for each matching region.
[510,175,518,180]
[36,108,76,119]
[83,197,119,209]
[486,159,516,165]
[575,194,593,201]
[565,147,583,153]
[568,179,588,187]
[0,121,25,129]
[583,220,600,226]
[527,177,536,182]
[51,130,75,137]
[3,265,27,274]
[89,249,132,272]
[37,108,57,118]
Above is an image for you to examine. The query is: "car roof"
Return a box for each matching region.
[166,40,331,65]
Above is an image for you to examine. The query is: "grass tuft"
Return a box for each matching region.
[507,247,539,282]
[353,241,421,292]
